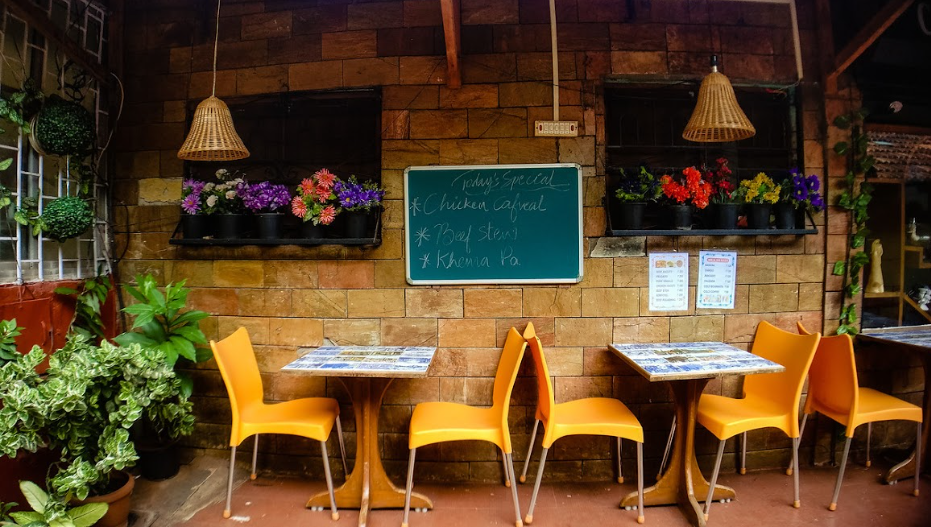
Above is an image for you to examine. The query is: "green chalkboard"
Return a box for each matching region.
[404,164,583,284]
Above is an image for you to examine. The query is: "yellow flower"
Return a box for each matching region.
[745,188,759,202]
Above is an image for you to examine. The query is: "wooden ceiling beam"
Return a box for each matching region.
[440,0,462,89]
[827,0,914,92]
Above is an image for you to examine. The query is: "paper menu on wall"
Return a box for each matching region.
[648,253,689,311]
[697,251,737,309]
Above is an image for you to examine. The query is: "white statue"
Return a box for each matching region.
[918,287,931,311]
[866,239,884,294]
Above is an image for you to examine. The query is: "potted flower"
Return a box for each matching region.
[203,169,248,239]
[659,166,712,230]
[737,172,781,229]
[614,166,661,230]
[334,175,385,238]
[180,179,210,239]
[706,157,739,229]
[291,168,340,239]
[778,169,824,229]
[242,180,291,240]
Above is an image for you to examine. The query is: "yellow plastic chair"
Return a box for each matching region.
[402,327,527,527]
[211,327,348,520]
[697,321,821,519]
[518,323,645,524]
[797,323,922,509]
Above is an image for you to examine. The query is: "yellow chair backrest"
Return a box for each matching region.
[798,322,858,428]
[523,322,554,424]
[743,321,821,422]
[492,327,528,444]
[210,327,265,443]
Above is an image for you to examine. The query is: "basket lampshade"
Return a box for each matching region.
[682,56,756,143]
[177,96,250,161]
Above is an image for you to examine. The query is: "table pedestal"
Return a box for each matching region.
[621,379,734,527]
[884,355,931,483]
[307,377,433,527]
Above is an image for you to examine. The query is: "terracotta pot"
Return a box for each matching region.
[0,449,58,511]
[74,471,135,527]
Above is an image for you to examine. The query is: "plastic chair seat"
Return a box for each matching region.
[697,393,792,440]
[409,402,503,450]
[815,387,923,433]
[236,397,340,446]
[545,398,644,447]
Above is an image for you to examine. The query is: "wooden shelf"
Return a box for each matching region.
[607,228,817,237]
[904,245,931,268]
[864,291,902,299]
[903,296,931,324]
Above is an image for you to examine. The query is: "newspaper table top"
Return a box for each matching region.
[609,341,784,382]
[859,325,931,351]
[285,346,437,378]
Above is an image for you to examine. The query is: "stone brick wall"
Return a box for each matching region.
[113,0,918,481]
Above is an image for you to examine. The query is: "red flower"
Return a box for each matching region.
[660,167,712,209]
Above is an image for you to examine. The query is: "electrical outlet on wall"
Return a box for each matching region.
[534,120,579,137]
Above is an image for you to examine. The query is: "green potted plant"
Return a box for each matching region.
[30,95,95,157]
[13,196,94,241]
[736,172,781,229]
[614,166,662,230]
[0,481,106,527]
[659,167,713,230]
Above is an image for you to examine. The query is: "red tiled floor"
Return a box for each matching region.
[175,461,930,527]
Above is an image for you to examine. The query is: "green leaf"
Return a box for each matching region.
[18,481,47,514]
[0,158,12,171]
[833,141,848,155]
[179,373,194,399]
[172,310,210,325]
[112,332,156,347]
[54,287,79,295]
[68,503,108,527]
[832,261,846,276]
[169,336,196,361]
[851,233,865,249]
[173,326,206,345]
[9,511,44,524]
[194,346,214,363]
[833,115,851,129]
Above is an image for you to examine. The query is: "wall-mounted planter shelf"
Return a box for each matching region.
[607,228,818,237]
[168,237,381,247]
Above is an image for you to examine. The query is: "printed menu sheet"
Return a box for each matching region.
[284,346,436,376]
[697,251,737,309]
[648,252,689,311]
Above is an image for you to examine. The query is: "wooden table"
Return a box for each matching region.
[283,346,437,527]
[858,325,931,484]
[609,342,784,527]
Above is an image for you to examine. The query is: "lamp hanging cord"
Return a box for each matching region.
[212,0,221,97]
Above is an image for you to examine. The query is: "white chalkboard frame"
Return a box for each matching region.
[403,163,584,285]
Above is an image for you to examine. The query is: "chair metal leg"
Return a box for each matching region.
[740,431,747,475]
[915,422,922,498]
[224,446,236,519]
[336,415,349,478]
[524,447,548,524]
[251,435,259,480]
[402,448,416,527]
[789,413,809,475]
[617,437,623,484]
[503,455,512,488]
[320,440,339,521]
[504,452,523,527]
[658,415,676,479]
[792,436,801,508]
[703,440,726,520]
[520,419,540,484]
[866,422,872,468]
[829,437,852,511]
[636,442,644,524]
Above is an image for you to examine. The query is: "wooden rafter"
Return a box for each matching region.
[0,0,110,84]
[439,0,461,89]
[826,0,914,93]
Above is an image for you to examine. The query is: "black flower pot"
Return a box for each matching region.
[746,204,772,229]
[774,203,796,229]
[670,204,693,230]
[795,207,808,229]
[212,214,249,239]
[136,441,180,481]
[181,214,210,239]
[713,203,738,230]
[618,202,647,230]
[256,213,283,240]
[301,221,324,240]
[344,210,369,238]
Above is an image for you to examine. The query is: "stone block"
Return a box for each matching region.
[322,30,377,59]
[188,70,235,99]
[542,346,584,376]
[438,139,499,165]
[498,81,552,107]
[381,318,438,346]
[406,288,464,317]
[581,288,639,317]
[384,85,439,109]
[383,139,440,168]
[557,23,610,51]
[377,27,441,56]
[439,319,496,347]
[493,25,550,53]
[609,22,666,51]
[269,318,324,347]
[116,151,160,179]
[555,317,611,346]
[554,375,612,403]
[236,65,288,95]
[348,2,404,29]
[193,40,267,71]
[398,56,446,84]
[461,0,519,24]
[289,61,343,90]
[723,53,774,81]
[720,26,773,55]
[461,54,518,83]
[264,260,318,289]
[268,34,322,64]
[579,257,613,288]
[410,109,468,138]
[187,288,239,316]
[774,311,822,335]
[169,47,192,74]
[439,84,498,108]
[497,138,557,164]
[344,57,400,86]
[218,316,270,344]
[318,261,375,289]
[375,260,409,288]
[382,110,410,140]
[557,136,595,166]
[748,284,799,313]
[798,283,823,311]
[579,0,628,22]
[383,377,440,404]
[404,0,443,26]
[293,5,347,35]
[167,260,214,287]
[463,289,523,318]
[324,319,380,346]
[755,235,805,255]
[347,289,406,317]
[613,317,670,343]
[468,108,527,138]
[666,24,712,52]
[735,255,777,285]
[776,254,824,283]
[584,206,606,237]
[613,257,648,289]
[523,287,580,317]
[241,11,292,40]
[610,51,667,74]
[213,260,266,288]
[291,290,347,318]
[670,315,725,342]
[238,289,292,317]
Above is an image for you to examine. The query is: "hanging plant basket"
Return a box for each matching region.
[42,196,94,241]
[31,95,96,157]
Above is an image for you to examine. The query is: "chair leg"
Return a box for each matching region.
[636,441,644,524]
[402,448,416,527]
[703,439,726,521]
[504,452,523,527]
[829,436,852,511]
[865,422,872,468]
[524,447,548,525]
[617,437,623,484]
[520,419,540,484]
[740,431,747,475]
[792,436,801,508]
[321,440,339,521]
[251,435,259,480]
[503,455,511,488]
[789,414,809,476]
[658,415,676,479]
[224,446,236,519]
[915,422,922,498]
[336,415,349,478]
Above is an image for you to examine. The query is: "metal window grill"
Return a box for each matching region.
[0,0,110,285]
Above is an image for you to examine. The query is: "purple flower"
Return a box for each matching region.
[335,176,384,211]
[181,191,201,214]
[242,181,291,213]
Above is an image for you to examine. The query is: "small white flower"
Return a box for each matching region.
[204,182,215,191]
[206,195,218,207]
[225,190,237,200]
[216,168,229,178]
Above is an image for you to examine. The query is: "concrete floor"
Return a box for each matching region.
[131,453,931,527]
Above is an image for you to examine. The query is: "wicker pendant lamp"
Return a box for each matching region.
[177,0,249,161]
[682,55,756,143]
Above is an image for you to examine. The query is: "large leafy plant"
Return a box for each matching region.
[0,319,24,365]
[0,481,106,527]
[55,275,112,343]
